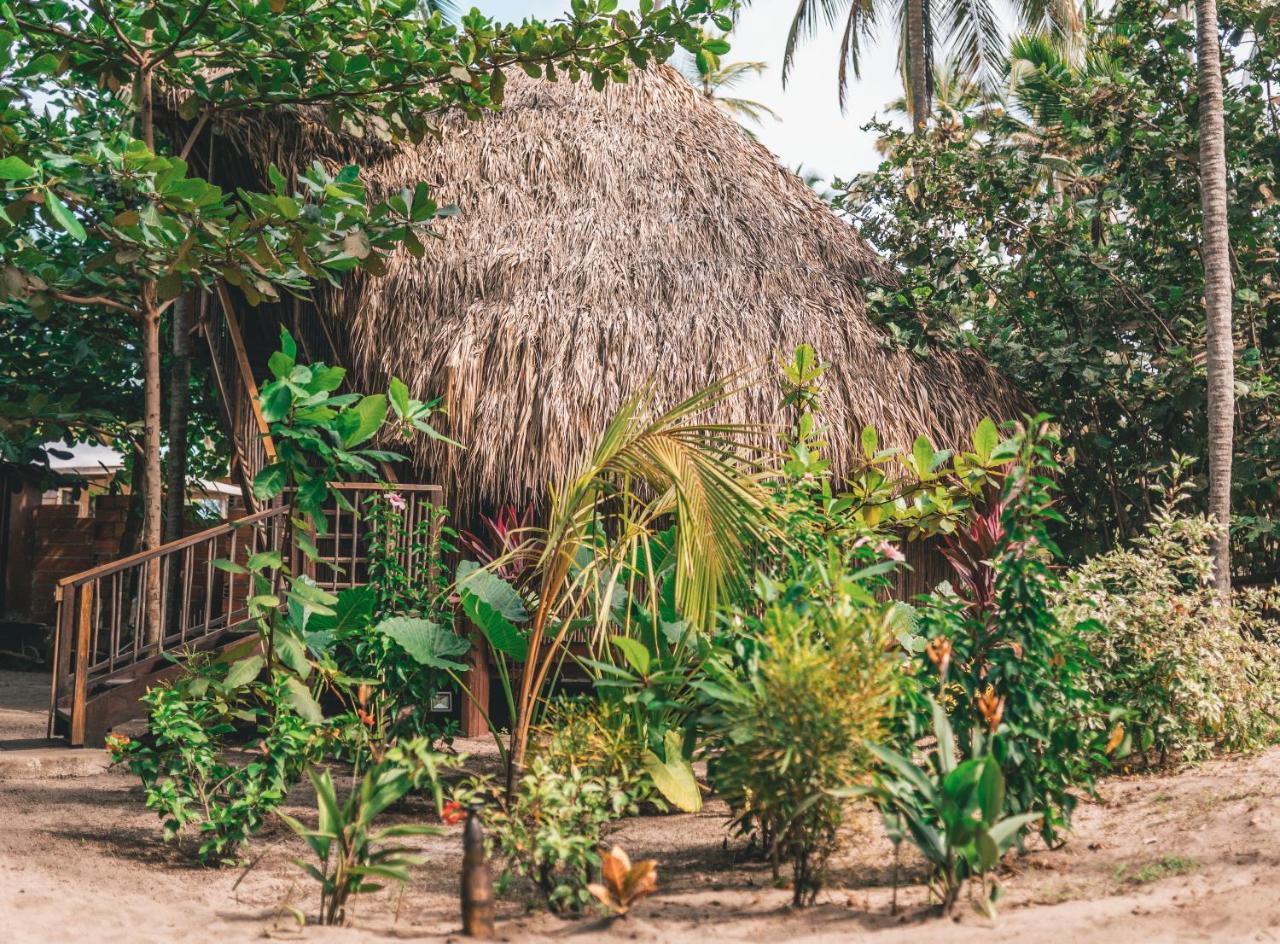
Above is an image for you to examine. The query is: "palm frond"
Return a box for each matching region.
[939,0,1005,91]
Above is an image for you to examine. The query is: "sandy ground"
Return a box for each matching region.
[3,669,1279,943]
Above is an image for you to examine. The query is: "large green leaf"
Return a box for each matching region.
[283,676,324,722]
[610,635,650,675]
[223,654,263,690]
[972,416,999,462]
[375,616,469,671]
[44,189,86,241]
[306,584,376,649]
[643,730,701,812]
[334,394,387,448]
[456,560,527,622]
[0,156,36,180]
[460,590,528,662]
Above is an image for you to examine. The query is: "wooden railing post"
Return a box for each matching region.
[70,582,94,747]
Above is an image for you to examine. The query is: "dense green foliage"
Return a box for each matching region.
[838,0,1280,573]
[908,422,1103,845]
[699,561,901,906]
[1058,472,1280,764]
[851,702,1038,917]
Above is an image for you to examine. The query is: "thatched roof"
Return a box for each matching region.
[203,66,1015,519]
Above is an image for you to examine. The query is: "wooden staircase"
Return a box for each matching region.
[48,286,441,747]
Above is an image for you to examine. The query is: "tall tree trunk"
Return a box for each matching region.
[162,292,194,638]
[140,287,163,645]
[906,0,929,133]
[1195,0,1234,598]
[137,57,164,643]
[163,292,193,543]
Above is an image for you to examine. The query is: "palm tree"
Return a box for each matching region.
[1193,0,1235,595]
[768,0,1082,130]
[882,54,1003,129]
[679,33,780,131]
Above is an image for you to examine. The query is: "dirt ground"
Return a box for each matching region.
[3,670,1279,943]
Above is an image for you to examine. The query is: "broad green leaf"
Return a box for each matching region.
[375,616,469,670]
[609,635,650,675]
[334,394,386,448]
[388,376,410,417]
[460,591,527,662]
[973,417,999,462]
[977,756,1005,824]
[912,435,936,478]
[861,425,878,458]
[987,813,1040,851]
[44,190,86,241]
[275,631,311,679]
[456,560,527,622]
[283,676,323,722]
[223,654,263,690]
[643,730,701,812]
[931,699,956,774]
[307,584,376,637]
[260,382,293,422]
[0,156,35,180]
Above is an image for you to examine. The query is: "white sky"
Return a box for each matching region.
[476,1,907,180]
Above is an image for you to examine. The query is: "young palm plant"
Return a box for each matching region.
[493,379,779,797]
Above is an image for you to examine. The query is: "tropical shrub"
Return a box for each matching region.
[452,379,779,797]
[313,491,461,751]
[850,701,1038,917]
[1058,481,1280,764]
[908,419,1104,845]
[532,697,661,810]
[110,664,325,863]
[477,755,638,913]
[279,739,456,926]
[114,334,467,861]
[698,557,903,906]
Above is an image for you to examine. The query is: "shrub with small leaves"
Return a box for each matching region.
[698,557,902,906]
[111,663,324,864]
[479,755,637,913]
[1058,476,1280,764]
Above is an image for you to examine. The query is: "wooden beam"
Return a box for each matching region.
[214,281,277,463]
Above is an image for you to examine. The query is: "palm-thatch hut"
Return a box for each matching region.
[194,64,1015,579]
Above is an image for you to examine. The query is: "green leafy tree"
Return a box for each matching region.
[1,0,738,634]
[835,0,1280,576]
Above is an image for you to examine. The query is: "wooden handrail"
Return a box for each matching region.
[49,482,444,746]
[53,486,442,590]
[55,505,287,589]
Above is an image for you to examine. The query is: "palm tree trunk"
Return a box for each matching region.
[906,0,929,133]
[1195,0,1234,597]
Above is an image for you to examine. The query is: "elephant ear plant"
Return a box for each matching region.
[843,701,1038,917]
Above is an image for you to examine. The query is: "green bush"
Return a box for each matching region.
[909,420,1103,845]
[1058,490,1280,764]
[480,754,637,913]
[851,701,1037,917]
[111,665,324,864]
[698,562,902,906]
[532,697,659,810]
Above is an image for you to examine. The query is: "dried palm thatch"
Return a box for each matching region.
[200,65,1015,522]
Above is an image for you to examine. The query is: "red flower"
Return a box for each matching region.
[440,800,466,825]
